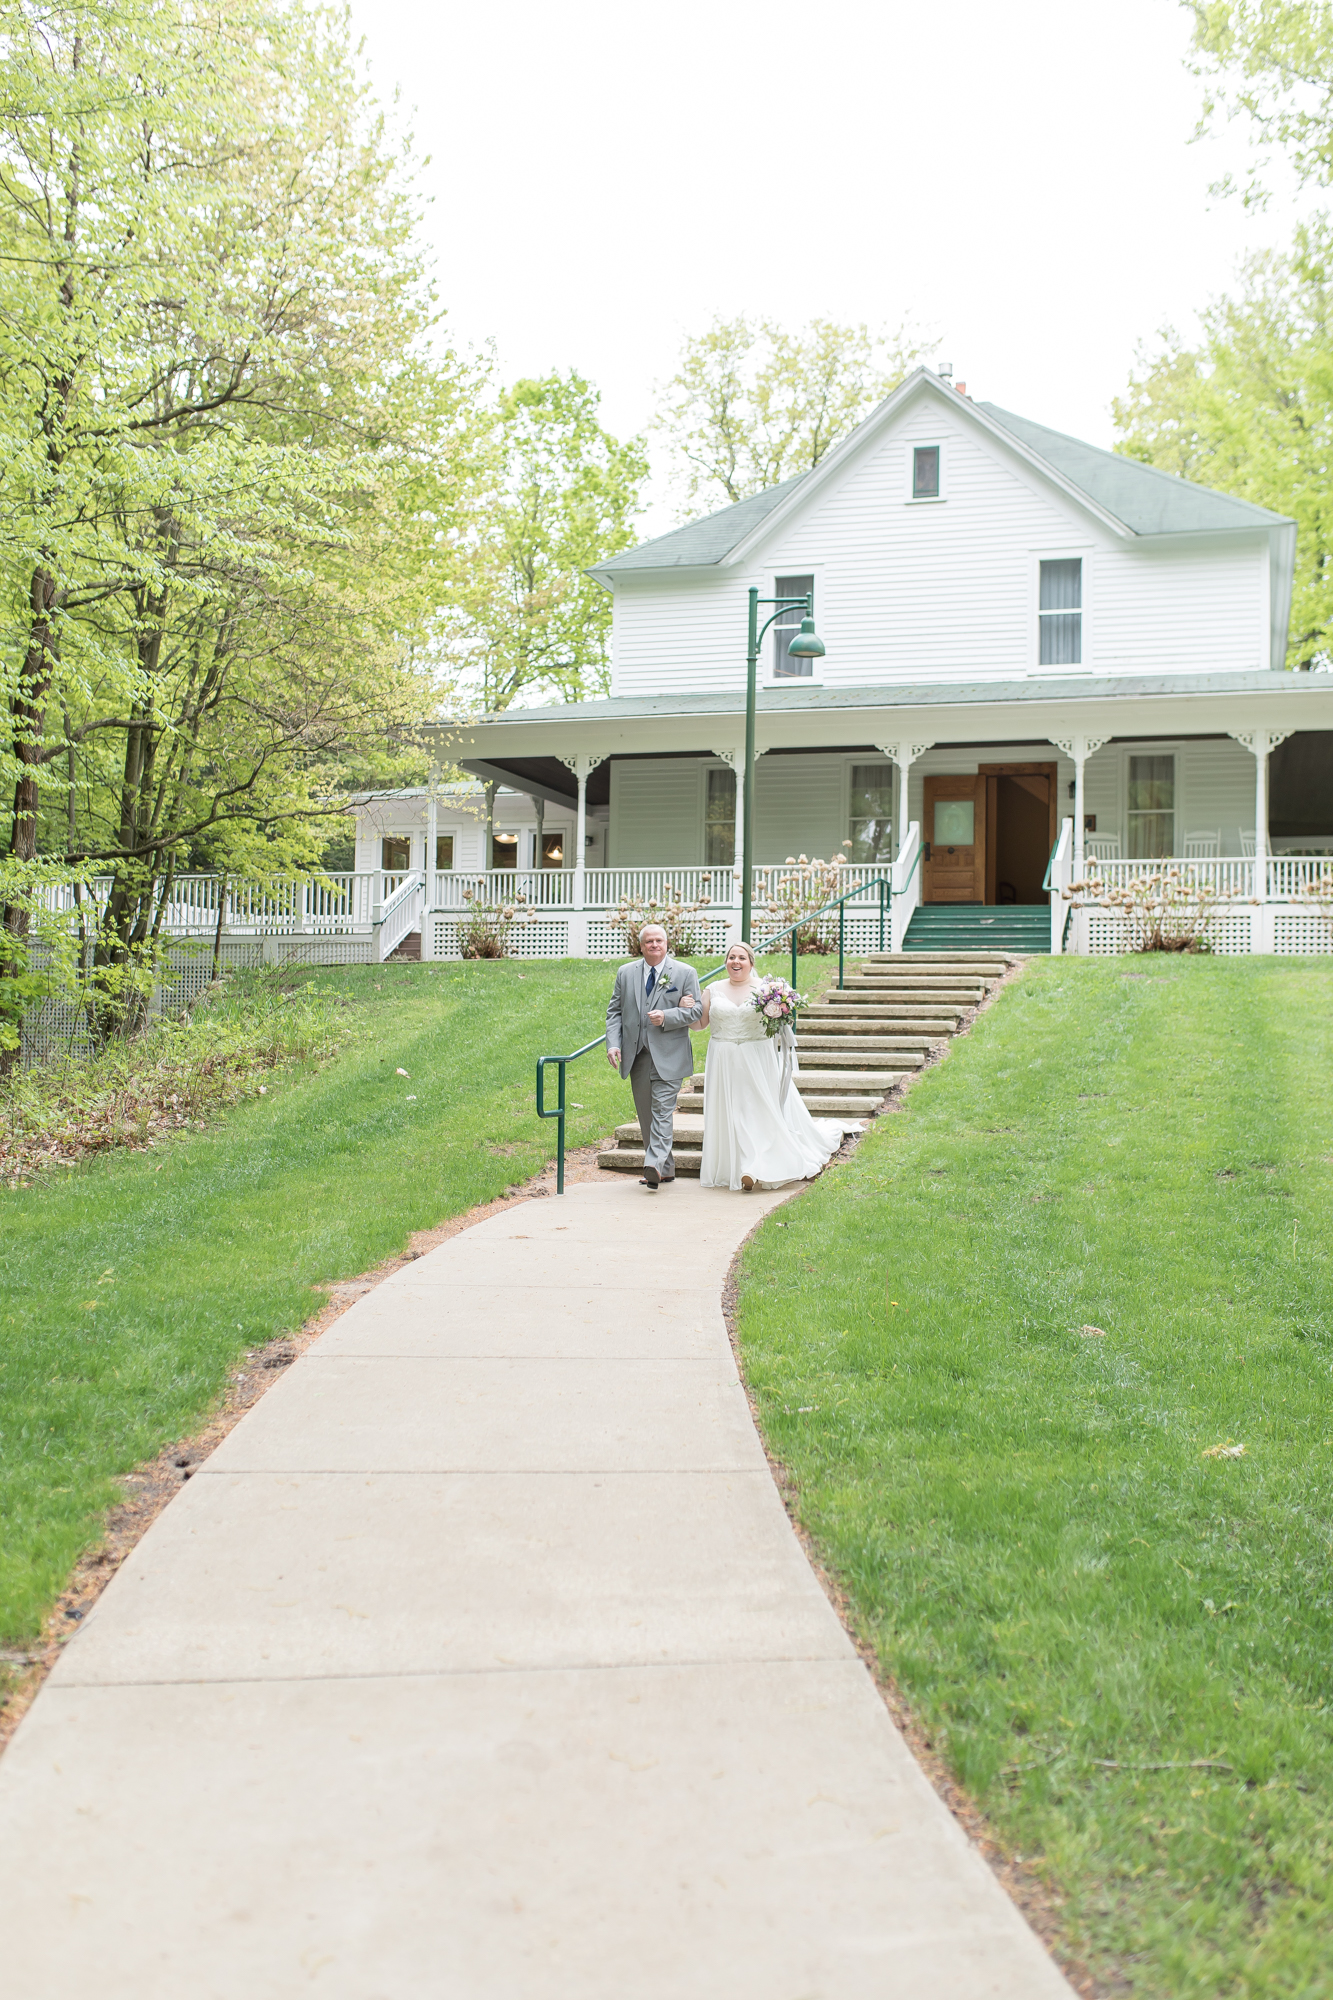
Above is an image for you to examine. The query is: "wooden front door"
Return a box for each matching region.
[923,774,987,903]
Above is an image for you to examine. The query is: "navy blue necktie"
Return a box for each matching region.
[645,967,657,1000]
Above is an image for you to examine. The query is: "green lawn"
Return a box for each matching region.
[0,950,822,1652]
[734,956,1333,1997]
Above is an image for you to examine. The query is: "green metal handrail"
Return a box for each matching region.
[1041,825,1071,895]
[536,870,917,1193]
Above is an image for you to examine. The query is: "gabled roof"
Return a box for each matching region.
[977,403,1290,537]
[593,369,1292,580]
[595,476,801,574]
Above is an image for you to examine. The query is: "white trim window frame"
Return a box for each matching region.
[1032,548,1092,672]
[767,567,824,685]
[841,755,896,864]
[702,757,738,867]
[1118,741,1183,861]
[905,438,946,505]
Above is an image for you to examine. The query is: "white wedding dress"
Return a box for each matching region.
[699,982,848,1191]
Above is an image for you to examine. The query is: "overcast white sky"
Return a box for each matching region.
[348,0,1309,522]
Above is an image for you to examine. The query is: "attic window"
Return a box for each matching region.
[912,446,940,499]
[1039,558,1082,665]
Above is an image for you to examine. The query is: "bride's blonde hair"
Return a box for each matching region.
[727,940,757,968]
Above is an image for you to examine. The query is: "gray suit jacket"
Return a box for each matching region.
[606,956,702,1083]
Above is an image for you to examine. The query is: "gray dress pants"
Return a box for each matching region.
[629,1046,679,1173]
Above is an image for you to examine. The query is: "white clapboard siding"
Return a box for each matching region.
[609,759,703,867]
[754,754,845,862]
[609,403,1273,696]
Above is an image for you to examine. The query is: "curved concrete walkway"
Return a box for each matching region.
[0,1177,1074,1998]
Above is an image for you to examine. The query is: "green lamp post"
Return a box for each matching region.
[741,587,826,942]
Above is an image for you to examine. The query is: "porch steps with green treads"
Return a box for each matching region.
[597,952,1011,1176]
[904,906,1051,954]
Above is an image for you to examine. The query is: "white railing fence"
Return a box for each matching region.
[376,872,423,960]
[890,823,922,952]
[1048,817,1074,954]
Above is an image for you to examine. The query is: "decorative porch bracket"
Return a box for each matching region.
[556,754,608,909]
[1053,736,1108,881]
[874,742,935,864]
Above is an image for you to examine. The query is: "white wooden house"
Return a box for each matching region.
[396,366,1331,959]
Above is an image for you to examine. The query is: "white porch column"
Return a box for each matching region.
[1228,728,1292,876]
[709,747,745,914]
[1053,736,1107,880]
[1229,728,1292,943]
[558,754,606,911]
[426,775,439,907]
[874,741,935,860]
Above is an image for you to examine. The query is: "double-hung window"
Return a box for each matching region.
[772,574,815,678]
[1039,558,1082,665]
[1127,755,1175,859]
[435,834,454,871]
[704,765,736,865]
[381,836,411,872]
[848,764,894,861]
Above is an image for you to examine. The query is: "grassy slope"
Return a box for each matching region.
[0,950,821,1646]
[735,958,1333,1999]
[0,959,636,1641]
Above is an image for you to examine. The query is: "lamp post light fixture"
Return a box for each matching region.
[741,587,826,942]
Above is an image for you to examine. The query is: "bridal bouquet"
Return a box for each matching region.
[751,975,805,1038]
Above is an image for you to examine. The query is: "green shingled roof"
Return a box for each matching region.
[978,403,1290,536]
[595,477,801,573]
[593,376,1290,577]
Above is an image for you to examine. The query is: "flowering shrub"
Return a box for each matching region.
[1066,865,1220,953]
[1301,865,1333,934]
[761,849,851,953]
[458,888,534,959]
[750,975,806,1037]
[610,889,711,958]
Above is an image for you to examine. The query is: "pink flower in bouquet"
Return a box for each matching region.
[763,998,783,1017]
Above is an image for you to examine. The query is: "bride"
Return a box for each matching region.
[682,942,848,1192]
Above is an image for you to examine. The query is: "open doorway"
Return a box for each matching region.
[922,764,1057,904]
[981,763,1056,904]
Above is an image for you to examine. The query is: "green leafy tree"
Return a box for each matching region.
[1190,0,1333,201]
[445,371,646,710]
[1113,228,1333,668]
[0,0,487,1040]
[653,314,934,514]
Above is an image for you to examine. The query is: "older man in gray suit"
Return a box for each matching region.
[605,924,703,1190]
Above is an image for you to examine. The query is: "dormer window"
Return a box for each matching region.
[1039,558,1082,665]
[912,446,940,499]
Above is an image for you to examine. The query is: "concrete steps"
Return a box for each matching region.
[597,951,1014,1177]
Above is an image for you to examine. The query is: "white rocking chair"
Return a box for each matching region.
[1184,831,1220,859]
[1084,834,1120,866]
[1239,830,1257,857]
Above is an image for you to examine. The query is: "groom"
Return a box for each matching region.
[605,924,703,1190]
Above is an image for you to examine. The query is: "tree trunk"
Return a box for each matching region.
[0,565,63,1075]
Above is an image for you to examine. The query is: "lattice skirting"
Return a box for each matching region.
[1084,912,1255,956]
[1272,913,1333,954]
[430,916,573,960]
[584,916,736,960]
